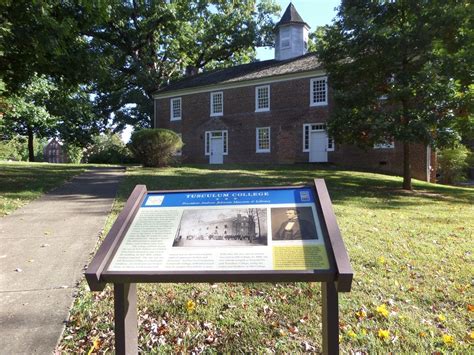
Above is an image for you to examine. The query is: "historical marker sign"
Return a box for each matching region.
[108,187,329,273]
[86,180,353,354]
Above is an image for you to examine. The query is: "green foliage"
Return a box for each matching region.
[0,0,93,92]
[0,136,26,161]
[64,144,84,164]
[3,74,56,134]
[73,0,280,128]
[2,74,58,161]
[437,144,470,184]
[85,133,133,164]
[129,129,183,167]
[318,1,472,189]
[0,135,46,161]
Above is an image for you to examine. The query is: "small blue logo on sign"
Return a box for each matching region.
[300,191,310,202]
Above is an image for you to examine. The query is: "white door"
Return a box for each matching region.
[309,131,328,162]
[210,137,224,164]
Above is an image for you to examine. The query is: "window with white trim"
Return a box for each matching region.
[256,127,271,153]
[327,137,335,151]
[280,27,291,49]
[255,85,270,112]
[310,77,328,106]
[210,91,223,116]
[374,140,395,149]
[303,123,335,152]
[173,133,182,156]
[205,130,228,155]
[170,97,182,120]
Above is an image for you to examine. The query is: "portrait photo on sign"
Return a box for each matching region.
[271,207,318,241]
[173,208,268,247]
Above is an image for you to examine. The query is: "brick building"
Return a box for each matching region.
[153,3,434,182]
[43,138,68,163]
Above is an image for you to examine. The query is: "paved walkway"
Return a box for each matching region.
[0,168,124,354]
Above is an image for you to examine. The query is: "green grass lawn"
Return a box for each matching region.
[57,165,473,353]
[0,162,89,217]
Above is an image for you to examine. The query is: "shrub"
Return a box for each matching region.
[129,129,183,167]
[437,144,470,184]
[85,133,134,164]
[64,144,84,164]
[0,135,47,161]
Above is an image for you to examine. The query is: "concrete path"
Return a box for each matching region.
[0,168,124,355]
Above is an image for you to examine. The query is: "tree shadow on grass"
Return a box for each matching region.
[118,165,473,209]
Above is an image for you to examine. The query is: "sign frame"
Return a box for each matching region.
[85,179,353,354]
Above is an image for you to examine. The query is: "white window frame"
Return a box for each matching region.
[255,85,270,112]
[280,26,291,49]
[205,130,228,156]
[303,123,335,152]
[256,127,271,153]
[170,97,182,121]
[210,91,223,117]
[310,77,328,107]
[327,137,335,152]
[374,140,395,149]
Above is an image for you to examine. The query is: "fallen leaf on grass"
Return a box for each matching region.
[301,341,315,351]
[288,325,299,334]
[355,308,367,320]
[186,300,196,312]
[376,304,389,318]
[442,334,454,346]
[347,330,356,339]
[378,329,390,340]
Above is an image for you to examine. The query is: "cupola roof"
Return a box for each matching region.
[276,3,309,28]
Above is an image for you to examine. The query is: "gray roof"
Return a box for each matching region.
[155,52,321,95]
[276,3,309,28]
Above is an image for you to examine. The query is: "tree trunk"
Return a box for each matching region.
[27,125,35,162]
[402,142,412,190]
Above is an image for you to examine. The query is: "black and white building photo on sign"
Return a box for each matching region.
[271,207,318,241]
[173,208,268,247]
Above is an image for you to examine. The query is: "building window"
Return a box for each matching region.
[374,140,395,149]
[170,97,182,121]
[303,123,334,152]
[280,27,290,49]
[173,133,182,156]
[256,127,271,153]
[310,77,328,106]
[205,130,228,155]
[255,85,270,112]
[210,91,223,116]
[327,137,335,151]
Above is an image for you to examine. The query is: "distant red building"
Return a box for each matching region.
[43,138,68,163]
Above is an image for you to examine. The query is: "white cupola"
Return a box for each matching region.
[274,3,310,61]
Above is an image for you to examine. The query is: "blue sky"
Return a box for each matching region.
[256,0,340,60]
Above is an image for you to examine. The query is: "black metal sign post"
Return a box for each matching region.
[86,180,353,354]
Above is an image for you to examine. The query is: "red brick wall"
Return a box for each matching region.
[154,77,433,182]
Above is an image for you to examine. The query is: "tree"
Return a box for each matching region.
[2,74,57,161]
[0,0,93,93]
[73,0,280,128]
[318,1,472,189]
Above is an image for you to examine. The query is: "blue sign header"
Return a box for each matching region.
[142,187,315,208]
